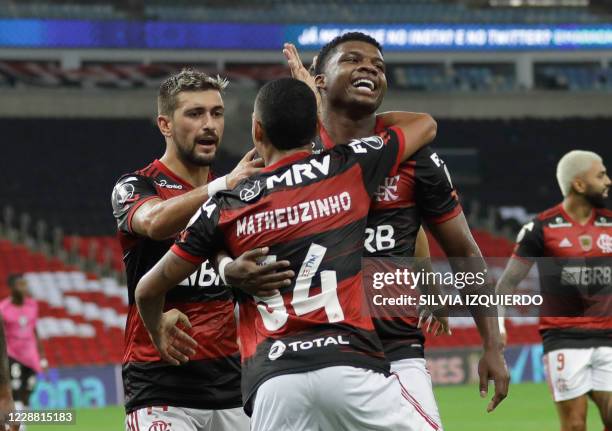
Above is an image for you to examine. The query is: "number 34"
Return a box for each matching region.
[255,243,344,331]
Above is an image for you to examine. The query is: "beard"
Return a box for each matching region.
[176,140,215,167]
[583,187,608,208]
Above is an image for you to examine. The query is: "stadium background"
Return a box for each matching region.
[0,0,611,429]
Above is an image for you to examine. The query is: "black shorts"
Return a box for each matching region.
[8,357,37,402]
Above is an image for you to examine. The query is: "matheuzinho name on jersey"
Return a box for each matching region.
[236,192,352,237]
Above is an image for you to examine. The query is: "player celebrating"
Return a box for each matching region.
[282,33,509,424]
[135,78,440,430]
[497,150,611,431]
[111,69,283,431]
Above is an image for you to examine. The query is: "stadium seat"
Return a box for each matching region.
[0,239,127,367]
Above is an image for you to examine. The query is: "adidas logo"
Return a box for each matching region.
[559,238,573,248]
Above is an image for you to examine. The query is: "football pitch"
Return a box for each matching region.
[28,382,603,431]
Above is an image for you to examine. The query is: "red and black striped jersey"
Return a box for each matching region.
[172,128,405,414]
[111,159,241,413]
[513,203,612,353]
[316,119,461,361]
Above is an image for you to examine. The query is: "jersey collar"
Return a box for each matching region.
[318,117,385,150]
[153,159,212,190]
[558,202,595,227]
[262,151,312,173]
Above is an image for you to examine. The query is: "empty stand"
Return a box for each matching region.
[0,239,126,367]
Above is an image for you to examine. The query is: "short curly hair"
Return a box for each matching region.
[314,32,383,76]
[158,68,228,116]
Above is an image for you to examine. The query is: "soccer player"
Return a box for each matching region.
[0,274,46,419]
[111,69,286,431]
[0,316,19,431]
[282,33,509,423]
[497,150,611,431]
[135,77,440,430]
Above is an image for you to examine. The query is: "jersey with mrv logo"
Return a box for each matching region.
[513,203,612,353]
[111,159,241,413]
[316,119,462,361]
[172,127,405,415]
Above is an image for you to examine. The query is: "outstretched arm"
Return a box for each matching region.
[129,149,262,240]
[376,111,437,163]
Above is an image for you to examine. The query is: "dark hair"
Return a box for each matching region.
[255,78,317,150]
[7,273,23,287]
[158,68,228,116]
[314,32,383,76]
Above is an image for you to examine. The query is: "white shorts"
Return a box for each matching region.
[544,347,612,402]
[251,366,440,431]
[391,358,443,429]
[125,405,249,431]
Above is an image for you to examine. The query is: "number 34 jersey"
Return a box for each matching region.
[172,128,406,413]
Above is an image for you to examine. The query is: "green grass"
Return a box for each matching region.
[28,406,124,431]
[28,383,604,431]
[435,382,604,431]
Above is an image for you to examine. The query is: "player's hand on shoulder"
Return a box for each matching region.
[151,309,197,366]
[224,247,295,297]
[227,148,264,190]
[376,111,437,161]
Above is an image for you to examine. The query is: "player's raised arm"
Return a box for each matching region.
[135,251,199,366]
[376,111,437,162]
[123,148,262,241]
[283,43,321,117]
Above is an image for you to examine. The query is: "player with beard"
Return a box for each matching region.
[280,34,509,425]
[135,77,440,431]
[497,150,611,431]
[111,69,289,431]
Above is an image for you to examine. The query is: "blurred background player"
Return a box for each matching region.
[283,32,509,424]
[0,315,19,431]
[111,69,265,431]
[0,274,46,423]
[497,150,612,431]
[135,77,439,431]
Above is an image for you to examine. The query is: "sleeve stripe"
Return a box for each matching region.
[388,126,406,177]
[126,195,161,234]
[170,244,206,265]
[424,204,463,225]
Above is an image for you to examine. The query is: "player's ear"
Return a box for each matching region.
[572,177,587,194]
[315,74,326,91]
[253,118,265,143]
[157,115,172,138]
